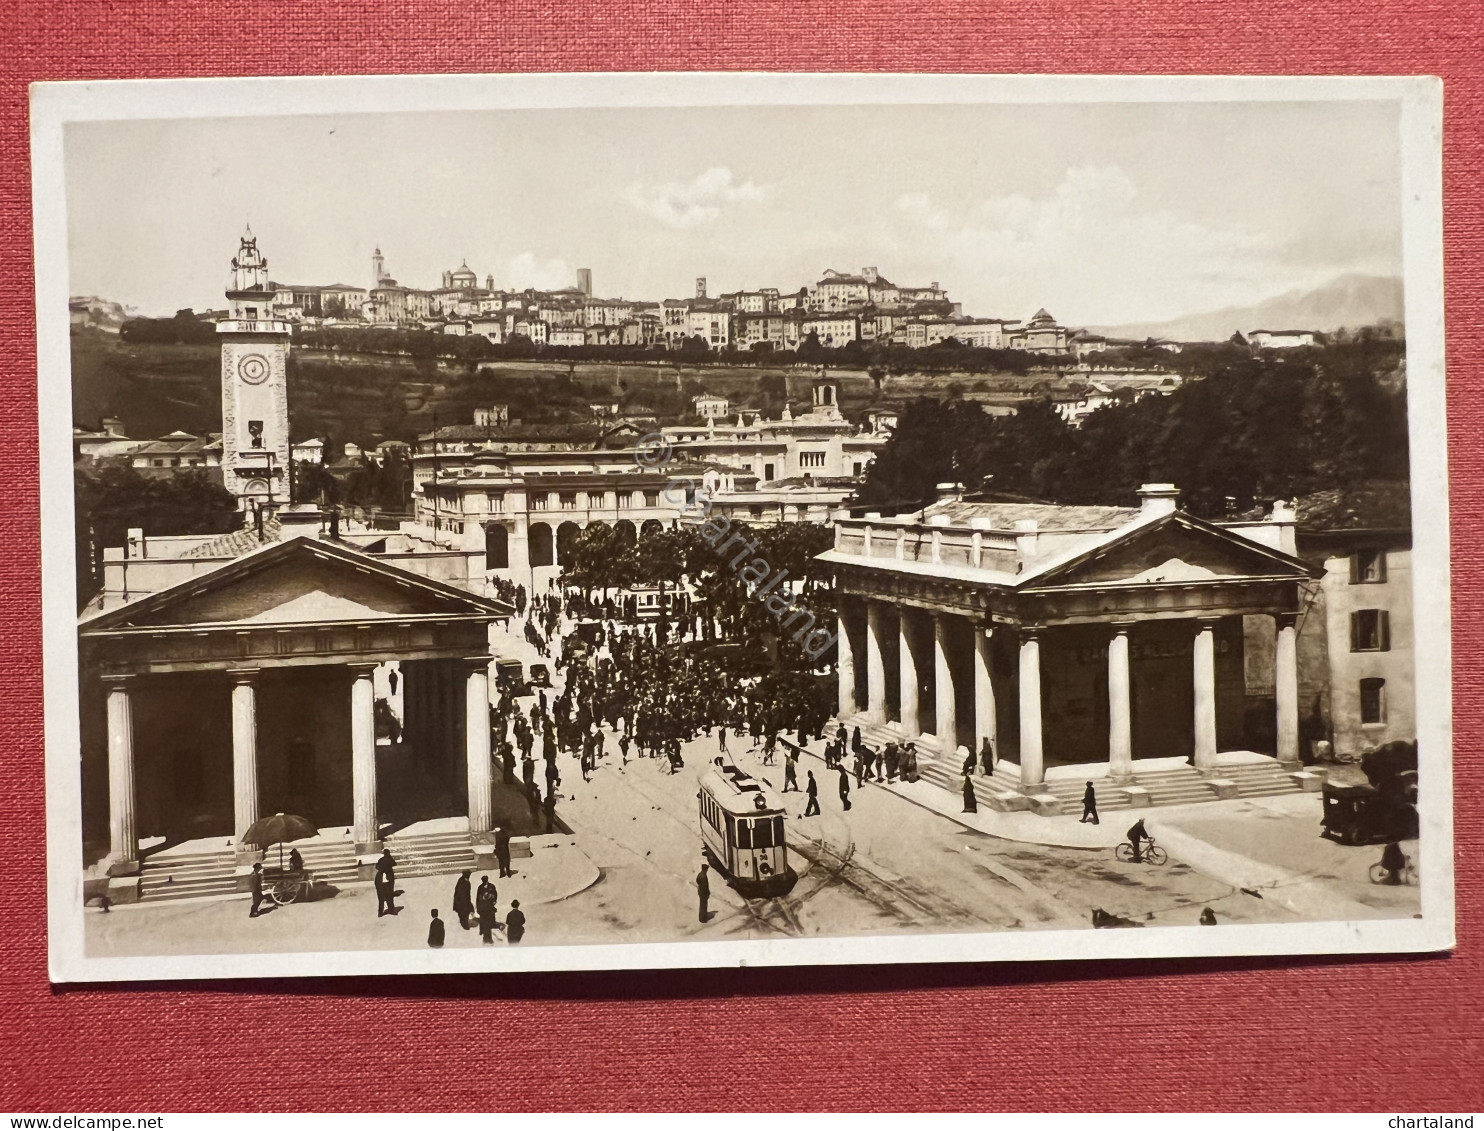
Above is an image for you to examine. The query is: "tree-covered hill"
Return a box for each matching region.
[856,337,1410,520]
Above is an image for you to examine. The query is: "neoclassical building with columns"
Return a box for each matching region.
[822,485,1325,813]
[78,527,513,900]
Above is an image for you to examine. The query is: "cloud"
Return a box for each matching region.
[892,166,1333,325]
[893,192,949,231]
[503,252,573,291]
[626,166,765,230]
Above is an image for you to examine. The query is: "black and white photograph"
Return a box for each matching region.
[33,73,1452,982]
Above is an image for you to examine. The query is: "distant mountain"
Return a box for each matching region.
[1088,274,1404,343]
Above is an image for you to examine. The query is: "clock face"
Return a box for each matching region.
[238,354,270,385]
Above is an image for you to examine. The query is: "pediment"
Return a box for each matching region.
[1026,514,1316,590]
[83,537,508,632]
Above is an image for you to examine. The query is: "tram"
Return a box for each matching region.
[698,763,797,897]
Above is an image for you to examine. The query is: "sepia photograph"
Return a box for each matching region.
[33,72,1452,982]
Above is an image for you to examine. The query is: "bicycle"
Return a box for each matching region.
[1115,838,1168,866]
[1368,858,1417,886]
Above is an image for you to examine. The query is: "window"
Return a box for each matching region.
[532,495,548,511]
[853,461,864,476]
[617,493,631,509]
[1350,549,1387,584]
[487,492,504,513]
[1360,678,1387,725]
[799,451,826,469]
[751,818,774,848]
[644,491,660,508]
[1350,609,1391,652]
[763,463,775,481]
[735,819,752,849]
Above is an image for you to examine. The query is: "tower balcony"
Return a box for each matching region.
[217,318,292,334]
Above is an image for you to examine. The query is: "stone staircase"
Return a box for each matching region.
[137,827,482,904]
[830,713,1309,816]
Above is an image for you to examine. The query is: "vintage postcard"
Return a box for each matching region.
[33,72,1452,983]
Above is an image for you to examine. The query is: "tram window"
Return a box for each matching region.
[774,816,785,843]
[736,820,752,848]
[752,819,773,848]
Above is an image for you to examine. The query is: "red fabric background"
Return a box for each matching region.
[1,1,1479,1112]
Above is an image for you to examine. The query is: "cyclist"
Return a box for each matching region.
[1126,818,1150,864]
[1378,840,1406,885]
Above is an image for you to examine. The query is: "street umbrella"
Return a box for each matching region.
[241,812,318,870]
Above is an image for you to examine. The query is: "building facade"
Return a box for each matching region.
[822,485,1324,814]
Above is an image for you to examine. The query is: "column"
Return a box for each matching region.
[1193,619,1219,771]
[229,669,260,843]
[104,675,138,873]
[465,658,493,837]
[973,625,996,758]
[1018,631,1044,789]
[934,613,957,757]
[837,606,856,719]
[1275,613,1300,764]
[899,610,920,737]
[350,664,380,852]
[865,601,887,723]
[1107,625,1133,781]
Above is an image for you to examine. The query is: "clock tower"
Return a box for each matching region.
[219,227,291,511]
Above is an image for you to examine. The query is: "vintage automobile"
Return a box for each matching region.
[1320,741,1420,846]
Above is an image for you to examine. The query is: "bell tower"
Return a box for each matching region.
[220,227,291,512]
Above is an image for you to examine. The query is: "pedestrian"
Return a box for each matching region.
[476,875,498,944]
[495,826,513,878]
[505,899,526,943]
[884,742,899,783]
[696,862,712,923]
[979,736,994,777]
[854,751,865,788]
[288,847,304,874]
[1080,782,1100,825]
[962,773,978,814]
[248,861,265,918]
[838,765,852,812]
[803,770,821,817]
[961,747,977,777]
[543,791,558,834]
[783,749,799,792]
[718,726,728,754]
[851,725,863,756]
[452,869,474,929]
[1379,840,1407,885]
[1200,907,1218,926]
[427,909,445,948]
[375,848,398,917]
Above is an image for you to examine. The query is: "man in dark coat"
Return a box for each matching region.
[505,900,526,943]
[495,827,514,878]
[783,749,799,792]
[375,848,397,917]
[475,875,498,943]
[962,774,978,813]
[427,909,445,948]
[803,770,821,817]
[979,737,994,777]
[451,870,475,929]
[961,748,977,777]
[838,765,852,812]
[1080,782,1100,824]
[696,863,712,923]
[248,862,265,918]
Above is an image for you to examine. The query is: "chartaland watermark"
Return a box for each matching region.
[635,432,837,662]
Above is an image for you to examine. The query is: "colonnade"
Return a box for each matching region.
[836,600,1301,793]
[100,656,498,873]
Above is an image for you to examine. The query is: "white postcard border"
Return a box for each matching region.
[31,71,1454,984]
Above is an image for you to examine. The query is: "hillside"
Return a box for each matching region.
[1090,273,1404,342]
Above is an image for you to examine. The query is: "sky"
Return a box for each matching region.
[64,99,1403,325]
